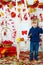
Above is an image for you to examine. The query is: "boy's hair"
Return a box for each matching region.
[32,17,39,25]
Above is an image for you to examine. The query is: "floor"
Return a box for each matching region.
[0,51,43,65]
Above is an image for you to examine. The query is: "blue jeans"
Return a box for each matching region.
[30,41,39,60]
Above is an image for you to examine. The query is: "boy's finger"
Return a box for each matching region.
[27,36,30,38]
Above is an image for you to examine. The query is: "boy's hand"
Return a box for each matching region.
[27,36,30,40]
[27,36,30,38]
[27,33,32,40]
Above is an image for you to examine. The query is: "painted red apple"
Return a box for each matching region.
[11,12,16,18]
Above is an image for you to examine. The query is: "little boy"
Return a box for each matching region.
[28,18,43,61]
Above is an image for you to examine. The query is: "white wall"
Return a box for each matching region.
[0,5,43,51]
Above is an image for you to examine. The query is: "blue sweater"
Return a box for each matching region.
[28,27,43,42]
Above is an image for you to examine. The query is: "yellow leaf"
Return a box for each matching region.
[16,38,21,43]
[18,8,21,12]
[33,8,36,12]
[8,2,13,9]
[34,0,37,3]
[1,12,4,16]
[29,8,33,13]
[29,8,36,13]
[0,12,4,16]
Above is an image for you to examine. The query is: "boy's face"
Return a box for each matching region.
[32,20,38,28]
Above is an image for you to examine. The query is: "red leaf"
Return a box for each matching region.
[0,0,1,2]
[20,38,24,41]
[0,4,2,8]
[22,30,27,35]
[1,21,4,25]
[23,9,26,12]
[7,8,10,12]
[40,14,42,16]
[2,2,9,5]
[27,1,39,8]
[24,14,28,20]
[31,15,37,20]
[38,5,43,8]
[2,40,13,44]
[21,0,24,4]
[31,1,39,8]
[18,1,22,5]
[4,31,6,36]
[12,2,16,6]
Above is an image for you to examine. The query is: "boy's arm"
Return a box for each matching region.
[28,33,32,38]
[28,29,32,38]
[42,28,43,33]
[39,28,43,34]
